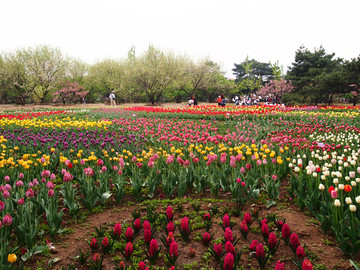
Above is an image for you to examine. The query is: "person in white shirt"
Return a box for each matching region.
[109,91,116,106]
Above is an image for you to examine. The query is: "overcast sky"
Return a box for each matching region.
[1,0,359,78]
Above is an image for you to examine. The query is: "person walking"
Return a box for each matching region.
[109,91,116,106]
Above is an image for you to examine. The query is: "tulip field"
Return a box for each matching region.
[0,104,360,270]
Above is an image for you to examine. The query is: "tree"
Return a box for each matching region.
[199,74,236,102]
[52,81,88,105]
[162,56,192,103]
[232,57,274,93]
[286,45,341,104]
[188,59,223,100]
[132,45,178,105]
[0,49,35,105]
[314,69,348,105]
[65,58,89,84]
[343,56,360,106]
[84,59,126,103]
[257,79,294,99]
[24,45,67,103]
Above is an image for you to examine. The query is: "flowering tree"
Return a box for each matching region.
[52,81,88,104]
[257,79,294,98]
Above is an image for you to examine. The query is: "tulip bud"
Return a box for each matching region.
[48,189,55,197]
[355,196,360,203]
[2,214,13,226]
[334,199,341,207]
[350,205,356,212]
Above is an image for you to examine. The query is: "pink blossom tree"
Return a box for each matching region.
[53,81,89,104]
[257,79,294,99]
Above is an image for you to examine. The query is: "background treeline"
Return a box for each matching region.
[0,44,359,105]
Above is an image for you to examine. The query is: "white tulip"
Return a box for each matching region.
[334,199,341,207]
[350,205,357,212]
[345,197,352,204]
[355,196,360,204]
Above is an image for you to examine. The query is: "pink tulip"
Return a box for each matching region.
[48,189,55,197]
[2,190,10,199]
[2,214,13,226]
[17,198,25,206]
[26,188,34,198]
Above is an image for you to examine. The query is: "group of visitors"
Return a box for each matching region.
[108,91,283,107]
[188,96,198,106]
[232,93,261,106]
[216,94,228,106]
[231,93,283,106]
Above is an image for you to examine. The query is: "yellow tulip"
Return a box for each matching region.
[8,253,17,263]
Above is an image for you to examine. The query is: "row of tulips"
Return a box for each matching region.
[76,207,314,270]
[0,110,70,120]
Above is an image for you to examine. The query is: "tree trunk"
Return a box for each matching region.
[208,95,213,103]
[149,95,155,105]
[20,96,26,106]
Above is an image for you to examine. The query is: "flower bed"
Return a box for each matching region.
[0,105,359,269]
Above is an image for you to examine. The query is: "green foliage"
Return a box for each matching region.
[233,57,273,94]
[286,45,342,105]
